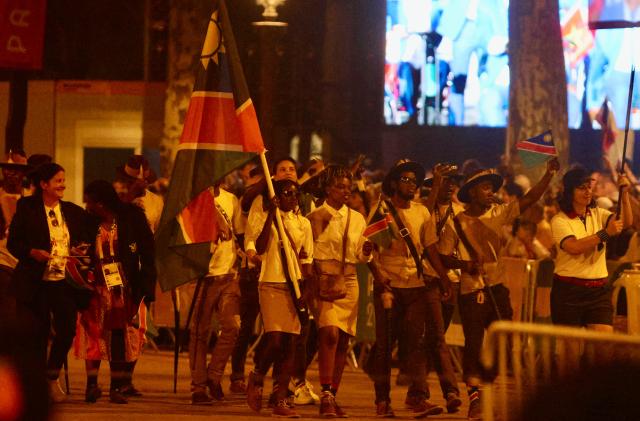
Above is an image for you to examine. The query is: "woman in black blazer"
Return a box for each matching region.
[75,180,156,404]
[8,163,92,402]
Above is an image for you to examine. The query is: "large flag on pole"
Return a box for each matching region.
[156,0,263,292]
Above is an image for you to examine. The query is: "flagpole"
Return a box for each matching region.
[171,288,180,393]
[621,66,635,175]
[618,66,635,217]
[259,151,302,299]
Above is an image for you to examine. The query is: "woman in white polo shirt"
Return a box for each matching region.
[551,166,632,331]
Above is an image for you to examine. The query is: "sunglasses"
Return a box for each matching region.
[280,189,299,198]
[398,176,418,185]
[49,209,59,227]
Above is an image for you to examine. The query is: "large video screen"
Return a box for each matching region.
[589,0,640,29]
[384,0,640,129]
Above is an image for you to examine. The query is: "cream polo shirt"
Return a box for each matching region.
[375,201,439,288]
[439,201,520,294]
[310,203,369,263]
[434,202,466,283]
[249,210,313,283]
[551,207,612,279]
[207,188,243,277]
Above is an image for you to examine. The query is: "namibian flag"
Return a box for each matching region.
[155,0,264,292]
[364,200,395,250]
[516,131,557,168]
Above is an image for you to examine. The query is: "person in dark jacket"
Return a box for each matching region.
[8,163,92,403]
[75,180,156,404]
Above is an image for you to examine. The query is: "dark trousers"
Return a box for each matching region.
[0,265,16,323]
[424,282,459,396]
[29,282,79,380]
[372,286,428,403]
[459,284,512,383]
[230,267,260,381]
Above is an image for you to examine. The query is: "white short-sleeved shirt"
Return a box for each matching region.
[439,201,520,294]
[309,203,369,263]
[375,201,439,288]
[252,210,313,283]
[207,188,243,277]
[434,202,466,283]
[551,207,612,279]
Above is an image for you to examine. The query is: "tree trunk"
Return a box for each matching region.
[507,0,569,180]
[160,0,210,178]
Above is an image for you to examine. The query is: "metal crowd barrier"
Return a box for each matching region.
[480,321,640,421]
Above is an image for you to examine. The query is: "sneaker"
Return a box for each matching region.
[230,379,247,395]
[272,399,301,418]
[405,397,443,418]
[246,372,263,413]
[109,389,129,404]
[334,399,349,418]
[468,395,482,420]
[294,381,320,405]
[120,384,143,397]
[207,380,224,401]
[445,392,462,414]
[191,390,213,405]
[270,390,295,409]
[48,379,67,403]
[85,384,102,403]
[375,401,395,418]
[319,391,338,418]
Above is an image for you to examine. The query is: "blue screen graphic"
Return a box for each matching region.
[384,0,640,129]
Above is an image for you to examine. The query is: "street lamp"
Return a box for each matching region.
[256,0,286,20]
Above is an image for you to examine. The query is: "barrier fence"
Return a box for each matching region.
[480,321,640,421]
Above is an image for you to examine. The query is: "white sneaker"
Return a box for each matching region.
[48,379,67,403]
[294,380,320,405]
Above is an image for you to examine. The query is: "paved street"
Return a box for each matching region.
[52,350,472,420]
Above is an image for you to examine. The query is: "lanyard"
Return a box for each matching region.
[96,221,117,260]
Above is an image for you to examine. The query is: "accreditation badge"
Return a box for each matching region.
[102,262,124,288]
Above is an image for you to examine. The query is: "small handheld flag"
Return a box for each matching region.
[364,200,395,250]
[516,130,557,168]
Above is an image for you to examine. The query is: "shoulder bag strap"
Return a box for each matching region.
[384,200,423,279]
[340,208,351,276]
[452,215,480,263]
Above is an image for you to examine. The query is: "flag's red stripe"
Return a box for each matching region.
[236,102,265,153]
[180,96,263,153]
[180,190,218,243]
[516,141,556,155]
[364,219,389,237]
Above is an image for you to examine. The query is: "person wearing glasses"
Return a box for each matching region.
[551,166,632,332]
[245,179,314,417]
[369,160,453,418]
[8,163,92,403]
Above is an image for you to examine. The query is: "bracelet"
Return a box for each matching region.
[596,229,610,244]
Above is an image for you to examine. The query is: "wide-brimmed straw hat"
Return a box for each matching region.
[382,159,425,197]
[457,169,504,203]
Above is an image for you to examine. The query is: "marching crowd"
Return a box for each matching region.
[0,148,636,420]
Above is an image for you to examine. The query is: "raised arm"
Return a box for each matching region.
[518,158,559,213]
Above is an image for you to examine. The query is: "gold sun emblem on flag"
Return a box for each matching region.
[543,132,553,143]
[201,10,226,69]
